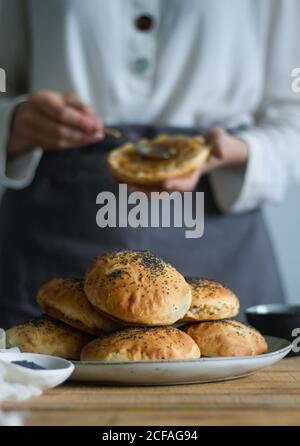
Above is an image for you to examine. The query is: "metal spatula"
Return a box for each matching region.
[104,128,172,160]
[135,143,173,160]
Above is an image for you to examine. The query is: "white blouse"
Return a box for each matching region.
[0,0,300,212]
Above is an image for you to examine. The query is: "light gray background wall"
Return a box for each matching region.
[265,185,300,304]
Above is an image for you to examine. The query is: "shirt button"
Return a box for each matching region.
[135,14,154,32]
[133,57,149,74]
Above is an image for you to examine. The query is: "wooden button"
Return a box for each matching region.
[133,58,149,74]
[135,15,154,32]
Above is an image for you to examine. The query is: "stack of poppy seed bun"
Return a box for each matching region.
[6,250,267,361]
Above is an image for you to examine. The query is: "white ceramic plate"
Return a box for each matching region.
[0,352,74,389]
[71,336,291,386]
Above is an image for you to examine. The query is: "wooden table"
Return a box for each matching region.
[2,357,300,426]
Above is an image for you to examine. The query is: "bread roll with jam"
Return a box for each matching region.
[107,134,211,185]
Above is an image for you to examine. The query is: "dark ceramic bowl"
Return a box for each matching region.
[246,304,300,356]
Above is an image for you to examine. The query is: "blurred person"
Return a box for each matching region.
[0,0,300,328]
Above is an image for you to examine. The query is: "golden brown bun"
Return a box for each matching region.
[37,278,119,335]
[180,278,240,322]
[107,134,211,185]
[6,315,92,360]
[80,327,200,361]
[84,250,192,326]
[185,320,268,357]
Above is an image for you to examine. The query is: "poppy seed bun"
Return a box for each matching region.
[185,320,268,357]
[107,134,211,185]
[37,278,119,335]
[180,278,240,322]
[6,315,92,360]
[80,327,200,361]
[84,250,192,326]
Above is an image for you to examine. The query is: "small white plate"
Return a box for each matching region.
[71,336,291,386]
[0,352,74,389]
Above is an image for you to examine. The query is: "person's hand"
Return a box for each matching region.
[127,128,248,193]
[7,90,104,159]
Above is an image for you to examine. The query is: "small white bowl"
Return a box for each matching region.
[0,352,74,389]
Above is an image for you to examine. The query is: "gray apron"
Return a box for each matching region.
[0,125,285,328]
